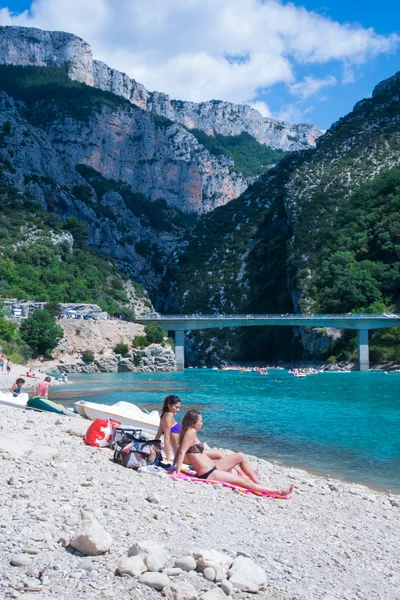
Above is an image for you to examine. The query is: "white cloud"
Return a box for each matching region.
[275,103,314,124]
[290,75,337,99]
[249,101,272,118]
[0,0,398,107]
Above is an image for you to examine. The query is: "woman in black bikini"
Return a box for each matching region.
[174,410,294,496]
[155,396,231,465]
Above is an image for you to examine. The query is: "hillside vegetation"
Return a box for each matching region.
[0,64,129,123]
[0,185,137,316]
[164,72,400,363]
[189,129,288,177]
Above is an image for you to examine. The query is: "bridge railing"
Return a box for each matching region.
[136,313,400,320]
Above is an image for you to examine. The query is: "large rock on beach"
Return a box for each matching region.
[228,555,267,592]
[175,556,197,571]
[70,512,113,556]
[163,580,199,600]
[138,571,170,590]
[117,555,147,577]
[10,553,33,566]
[193,549,232,581]
[198,588,227,600]
[129,540,169,572]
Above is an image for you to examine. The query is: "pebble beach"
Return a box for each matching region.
[0,404,399,600]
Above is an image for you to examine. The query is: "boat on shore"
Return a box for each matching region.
[0,391,76,416]
[75,400,160,438]
[0,391,30,409]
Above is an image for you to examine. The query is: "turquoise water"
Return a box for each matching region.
[55,370,400,493]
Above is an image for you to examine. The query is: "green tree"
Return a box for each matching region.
[0,318,17,342]
[82,349,95,362]
[63,216,89,243]
[145,322,166,344]
[20,309,63,356]
[44,301,61,318]
[114,342,129,354]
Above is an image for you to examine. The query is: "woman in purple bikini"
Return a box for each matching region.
[155,395,226,465]
[174,409,294,496]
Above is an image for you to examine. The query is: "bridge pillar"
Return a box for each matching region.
[357,329,369,371]
[175,330,185,371]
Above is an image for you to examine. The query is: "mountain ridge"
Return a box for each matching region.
[0,25,322,152]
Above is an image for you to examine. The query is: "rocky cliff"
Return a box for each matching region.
[51,319,175,373]
[0,25,322,152]
[163,71,400,362]
[0,65,249,289]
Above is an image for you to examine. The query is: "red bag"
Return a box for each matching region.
[83,418,121,448]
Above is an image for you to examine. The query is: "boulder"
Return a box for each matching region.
[163,568,184,577]
[220,578,233,596]
[138,572,170,590]
[175,556,197,571]
[116,555,147,578]
[163,580,199,600]
[70,512,113,556]
[94,356,119,372]
[203,567,216,581]
[193,549,232,581]
[11,553,32,566]
[128,540,169,571]
[198,588,227,600]
[118,358,135,372]
[227,555,267,592]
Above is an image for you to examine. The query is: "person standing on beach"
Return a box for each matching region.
[0,355,4,373]
[34,376,51,398]
[6,359,11,374]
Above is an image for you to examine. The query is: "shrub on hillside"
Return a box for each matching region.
[82,349,95,363]
[9,352,24,364]
[20,310,63,356]
[0,318,17,342]
[114,342,129,355]
[115,306,136,322]
[132,335,148,349]
[44,301,61,318]
[2,339,32,361]
[145,322,166,344]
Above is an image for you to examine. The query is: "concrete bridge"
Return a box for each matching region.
[138,314,400,371]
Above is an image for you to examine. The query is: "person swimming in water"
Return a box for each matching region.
[174,409,294,496]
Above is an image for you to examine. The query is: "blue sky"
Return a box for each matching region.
[0,0,399,129]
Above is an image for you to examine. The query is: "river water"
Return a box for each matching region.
[54,369,400,493]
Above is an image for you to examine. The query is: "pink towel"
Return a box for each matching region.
[169,472,291,499]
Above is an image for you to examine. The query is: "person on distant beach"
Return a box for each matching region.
[0,355,4,372]
[10,378,25,397]
[155,396,228,465]
[26,369,36,378]
[34,376,51,398]
[6,359,12,374]
[174,410,294,496]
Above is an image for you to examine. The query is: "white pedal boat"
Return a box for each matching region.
[75,400,160,438]
[0,391,29,409]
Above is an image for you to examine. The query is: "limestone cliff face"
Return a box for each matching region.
[0,25,322,152]
[0,25,94,85]
[148,95,321,151]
